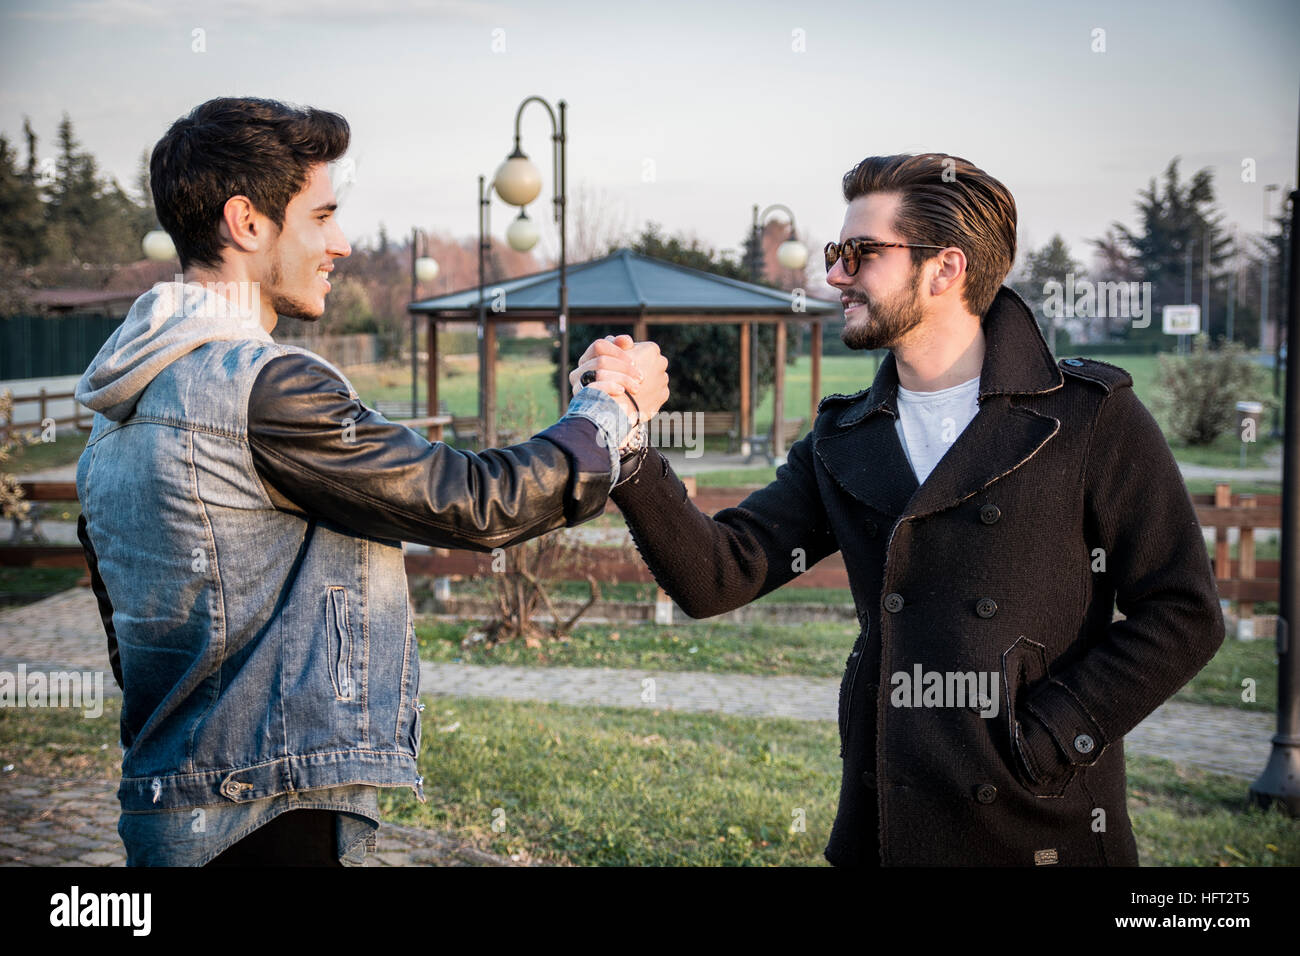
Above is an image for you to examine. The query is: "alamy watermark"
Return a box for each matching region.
[890,665,999,717]
[156,275,262,327]
[590,409,706,458]
[0,665,104,718]
[1042,275,1153,329]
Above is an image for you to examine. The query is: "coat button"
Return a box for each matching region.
[1074,733,1095,754]
[975,784,997,804]
[865,519,878,538]
[979,504,1001,525]
[975,597,997,618]
[884,592,904,613]
[861,771,877,789]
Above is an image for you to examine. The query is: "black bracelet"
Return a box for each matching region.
[623,389,642,426]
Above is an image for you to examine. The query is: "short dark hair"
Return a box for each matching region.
[150,97,350,270]
[841,153,1016,318]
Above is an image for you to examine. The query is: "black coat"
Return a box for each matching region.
[611,286,1225,866]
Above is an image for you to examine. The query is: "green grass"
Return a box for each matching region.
[378,697,1297,867]
[416,617,856,677]
[0,693,122,780]
[416,602,1279,718]
[380,697,840,865]
[4,691,1293,866]
[431,578,852,607]
[694,466,778,487]
[0,567,85,608]
[344,357,558,432]
[1183,478,1280,496]
[1169,430,1282,471]
[1175,632,1278,712]
[1127,755,1298,866]
[5,431,88,475]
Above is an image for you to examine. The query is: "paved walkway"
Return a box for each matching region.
[0,591,516,867]
[0,775,512,867]
[0,587,1280,866]
[418,664,1275,780]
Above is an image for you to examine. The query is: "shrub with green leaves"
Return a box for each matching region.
[1153,336,1274,446]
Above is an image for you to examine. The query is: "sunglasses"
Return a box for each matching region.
[824,237,949,277]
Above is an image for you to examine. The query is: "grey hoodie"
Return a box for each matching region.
[76,281,272,422]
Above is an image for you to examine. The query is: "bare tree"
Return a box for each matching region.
[569,180,633,260]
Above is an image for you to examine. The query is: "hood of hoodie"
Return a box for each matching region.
[76,281,274,422]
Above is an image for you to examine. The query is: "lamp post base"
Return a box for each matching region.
[1248,737,1300,817]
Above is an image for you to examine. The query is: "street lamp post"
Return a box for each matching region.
[477,174,497,449]
[410,228,440,419]
[1250,173,1300,817]
[493,96,567,416]
[1263,184,1280,356]
[746,204,808,455]
[1273,192,1291,439]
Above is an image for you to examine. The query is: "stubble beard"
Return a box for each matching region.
[840,264,925,352]
[267,246,323,322]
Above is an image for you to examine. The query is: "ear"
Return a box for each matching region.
[219,195,269,254]
[928,247,967,298]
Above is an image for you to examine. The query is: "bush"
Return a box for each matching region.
[1153,335,1275,446]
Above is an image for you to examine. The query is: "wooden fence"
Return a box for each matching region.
[0,388,93,442]
[3,480,1283,627]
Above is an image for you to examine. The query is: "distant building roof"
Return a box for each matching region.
[27,288,141,316]
[410,248,840,317]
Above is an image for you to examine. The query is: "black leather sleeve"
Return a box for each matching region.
[77,512,123,691]
[246,352,613,551]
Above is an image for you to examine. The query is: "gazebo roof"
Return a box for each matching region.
[409,247,841,316]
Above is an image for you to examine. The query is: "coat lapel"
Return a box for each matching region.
[815,286,1065,520]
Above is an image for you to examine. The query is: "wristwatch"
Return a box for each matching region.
[621,417,648,454]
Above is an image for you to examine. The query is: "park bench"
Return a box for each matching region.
[746,417,805,464]
[649,410,739,453]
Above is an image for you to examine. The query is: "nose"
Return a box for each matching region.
[826,257,851,288]
[329,224,352,260]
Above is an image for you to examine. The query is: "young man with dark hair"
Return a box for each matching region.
[588,153,1225,866]
[75,97,666,866]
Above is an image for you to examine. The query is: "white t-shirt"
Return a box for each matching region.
[893,375,981,485]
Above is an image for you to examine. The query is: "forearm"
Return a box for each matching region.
[248,354,629,552]
[611,441,837,618]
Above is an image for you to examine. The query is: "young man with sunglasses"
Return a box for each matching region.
[585,153,1224,866]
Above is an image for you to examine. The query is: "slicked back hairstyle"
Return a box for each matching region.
[841,153,1016,318]
[150,97,350,270]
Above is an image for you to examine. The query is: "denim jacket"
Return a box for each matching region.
[75,281,630,864]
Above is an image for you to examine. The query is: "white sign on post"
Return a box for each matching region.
[1162,304,1201,335]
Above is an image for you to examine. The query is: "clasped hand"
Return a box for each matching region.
[569,335,669,449]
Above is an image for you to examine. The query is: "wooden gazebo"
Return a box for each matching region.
[407,248,842,461]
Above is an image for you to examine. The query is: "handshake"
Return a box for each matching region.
[569,335,670,451]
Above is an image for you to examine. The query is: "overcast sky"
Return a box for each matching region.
[2,0,1296,281]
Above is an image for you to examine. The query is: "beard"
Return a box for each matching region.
[840,264,924,351]
[267,247,323,321]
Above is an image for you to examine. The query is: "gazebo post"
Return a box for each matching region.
[739,322,751,456]
[483,317,498,448]
[426,315,442,443]
[772,319,787,461]
[810,320,822,425]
